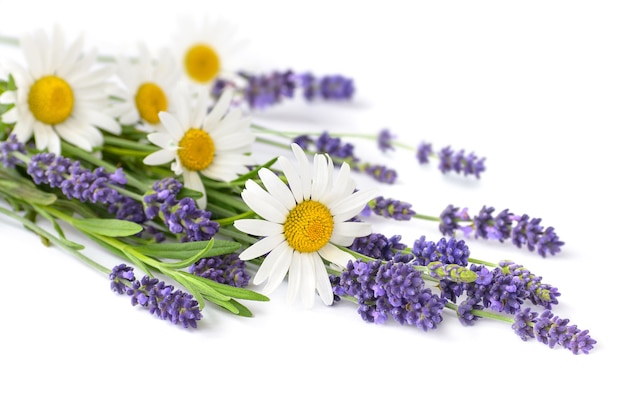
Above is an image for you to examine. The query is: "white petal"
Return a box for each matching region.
[241,180,288,223]
[333,221,372,239]
[286,251,303,305]
[238,233,285,260]
[263,243,296,293]
[143,149,175,166]
[330,188,378,222]
[1,106,17,123]
[298,252,317,308]
[203,87,234,130]
[319,162,355,204]
[233,219,284,237]
[328,233,356,247]
[313,253,334,305]
[147,132,174,148]
[0,91,16,104]
[253,240,292,286]
[159,111,184,138]
[258,168,296,210]
[310,153,331,201]
[182,169,206,209]
[318,243,353,269]
[278,155,303,203]
[291,143,312,199]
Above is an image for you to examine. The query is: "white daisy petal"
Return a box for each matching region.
[333,221,372,239]
[286,251,303,305]
[291,143,312,199]
[330,188,378,222]
[310,153,331,200]
[143,149,175,166]
[328,233,356,247]
[298,253,317,308]
[239,233,285,261]
[278,155,304,203]
[263,242,295,293]
[319,162,355,204]
[159,111,185,138]
[312,253,334,305]
[258,168,296,210]
[147,132,174,148]
[182,169,206,208]
[202,87,234,130]
[233,219,284,237]
[241,180,288,223]
[318,243,354,269]
[252,240,292,286]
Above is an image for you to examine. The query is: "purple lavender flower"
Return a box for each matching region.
[457,297,484,326]
[522,309,596,354]
[416,142,432,164]
[367,196,416,221]
[143,178,220,242]
[377,129,395,153]
[110,263,136,294]
[500,261,560,309]
[333,258,447,331]
[348,232,407,260]
[438,146,486,178]
[109,264,203,328]
[440,205,564,257]
[299,73,355,101]
[190,253,250,287]
[362,163,397,184]
[26,152,145,222]
[0,135,26,168]
[412,236,471,266]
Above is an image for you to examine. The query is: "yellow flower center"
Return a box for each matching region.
[284,200,334,253]
[135,82,168,124]
[27,75,74,125]
[177,128,215,171]
[184,43,221,83]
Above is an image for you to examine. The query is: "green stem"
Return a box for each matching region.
[0,205,110,274]
[444,301,515,324]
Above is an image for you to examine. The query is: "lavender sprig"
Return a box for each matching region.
[110,263,203,328]
[211,70,355,110]
[417,142,486,179]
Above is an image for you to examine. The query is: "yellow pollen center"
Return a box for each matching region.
[177,128,215,171]
[27,75,74,125]
[284,200,334,253]
[184,43,221,83]
[135,82,168,124]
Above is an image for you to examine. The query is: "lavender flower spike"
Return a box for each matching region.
[416,141,486,179]
[439,204,564,257]
[110,264,203,329]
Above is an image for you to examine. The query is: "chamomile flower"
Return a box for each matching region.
[108,44,181,131]
[172,15,245,88]
[0,26,121,154]
[233,143,377,308]
[143,87,255,209]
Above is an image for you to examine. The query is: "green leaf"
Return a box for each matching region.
[0,180,58,205]
[209,281,270,302]
[132,239,241,260]
[159,238,216,269]
[169,273,206,311]
[178,187,203,199]
[205,295,240,315]
[73,218,143,237]
[225,299,254,317]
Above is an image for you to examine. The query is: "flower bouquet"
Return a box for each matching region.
[0,18,595,356]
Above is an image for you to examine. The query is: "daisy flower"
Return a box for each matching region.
[0,26,121,154]
[233,143,377,308]
[143,87,255,209]
[172,15,245,88]
[108,44,181,131]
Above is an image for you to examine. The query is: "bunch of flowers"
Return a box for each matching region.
[0,21,593,355]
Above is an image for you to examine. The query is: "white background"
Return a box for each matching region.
[0,1,624,410]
